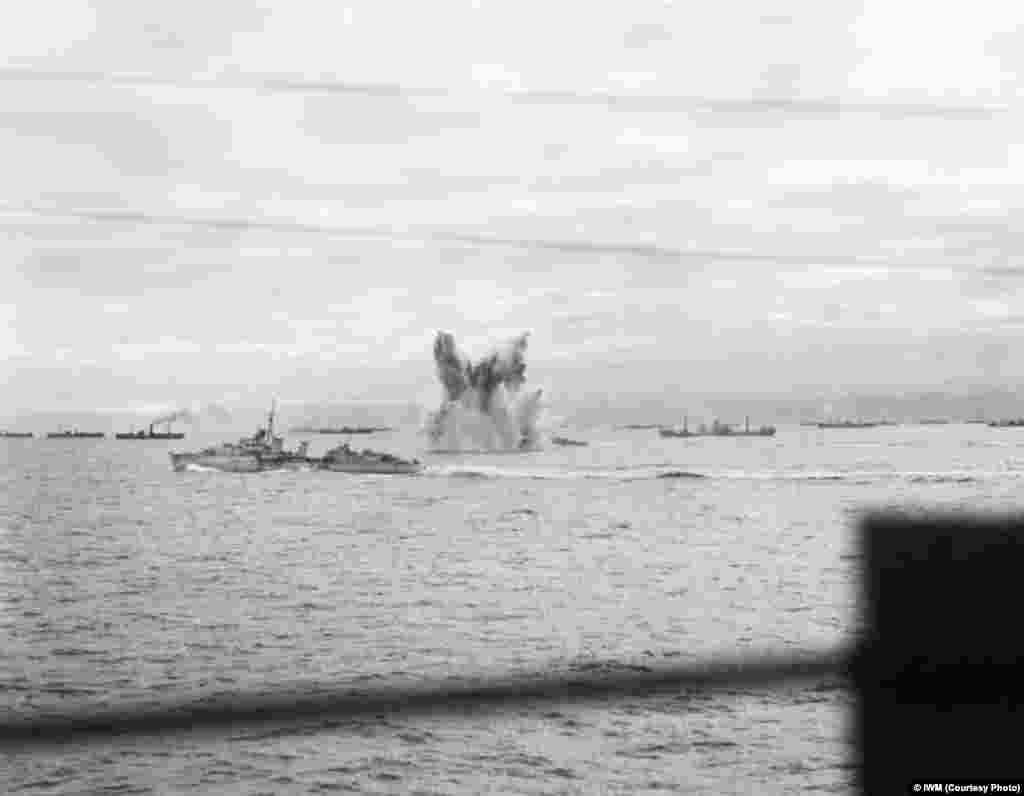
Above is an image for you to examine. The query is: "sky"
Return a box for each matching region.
[2,0,1023,419]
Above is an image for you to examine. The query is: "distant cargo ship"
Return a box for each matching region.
[116,422,185,440]
[988,419,1024,428]
[1,431,33,438]
[290,426,393,434]
[660,417,776,438]
[47,430,105,439]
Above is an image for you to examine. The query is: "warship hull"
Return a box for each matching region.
[171,453,262,473]
[317,444,422,475]
[317,460,422,475]
[170,453,313,473]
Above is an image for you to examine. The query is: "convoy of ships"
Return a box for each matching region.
[8,406,1024,473]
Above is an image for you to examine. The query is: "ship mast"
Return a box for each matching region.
[268,399,276,439]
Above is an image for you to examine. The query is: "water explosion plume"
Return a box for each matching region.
[426,331,542,451]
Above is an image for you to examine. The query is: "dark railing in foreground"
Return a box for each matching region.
[3,510,1023,794]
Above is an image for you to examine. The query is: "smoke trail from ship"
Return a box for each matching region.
[151,408,195,426]
[425,331,543,451]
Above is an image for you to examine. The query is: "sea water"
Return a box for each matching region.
[4,423,1021,794]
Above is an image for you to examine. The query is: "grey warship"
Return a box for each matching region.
[317,442,422,475]
[170,402,421,474]
[170,403,310,473]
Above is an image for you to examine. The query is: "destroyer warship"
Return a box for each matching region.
[660,417,776,438]
[47,430,105,439]
[170,403,309,472]
[171,402,421,474]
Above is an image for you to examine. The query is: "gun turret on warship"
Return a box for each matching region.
[169,402,310,472]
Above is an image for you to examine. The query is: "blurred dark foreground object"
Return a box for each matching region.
[857,510,1024,792]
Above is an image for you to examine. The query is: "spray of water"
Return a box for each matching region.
[425,331,543,451]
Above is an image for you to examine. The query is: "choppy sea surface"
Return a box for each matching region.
[3,422,1022,794]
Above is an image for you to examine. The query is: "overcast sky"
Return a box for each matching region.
[2,0,1023,416]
